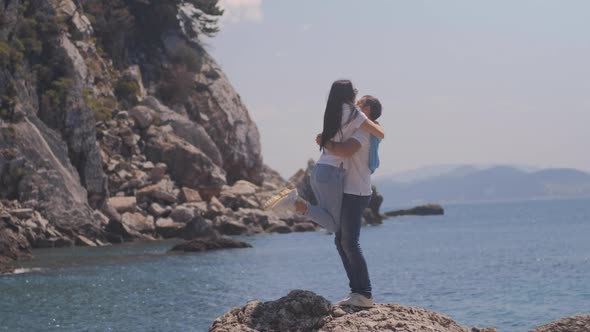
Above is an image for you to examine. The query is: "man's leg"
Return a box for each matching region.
[335,225,354,292]
[338,194,372,298]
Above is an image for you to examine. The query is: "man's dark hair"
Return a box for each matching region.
[363,95,382,120]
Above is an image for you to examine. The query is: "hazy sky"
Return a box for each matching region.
[209,0,590,178]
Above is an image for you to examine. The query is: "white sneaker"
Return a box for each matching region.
[263,189,298,213]
[335,293,354,306]
[337,293,374,307]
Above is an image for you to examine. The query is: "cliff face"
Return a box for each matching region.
[0,0,286,264]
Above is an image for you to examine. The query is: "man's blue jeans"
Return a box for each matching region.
[335,193,372,298]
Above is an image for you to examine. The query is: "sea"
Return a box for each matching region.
[1,199,589,331]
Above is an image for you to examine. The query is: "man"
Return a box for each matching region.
[321,95,383,307]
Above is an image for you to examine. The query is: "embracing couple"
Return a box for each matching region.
[264,79,384,307]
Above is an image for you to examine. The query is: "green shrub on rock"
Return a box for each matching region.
[83,89,116,122]
[114,78,140,109]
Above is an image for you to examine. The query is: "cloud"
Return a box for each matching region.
[219,0,263,23]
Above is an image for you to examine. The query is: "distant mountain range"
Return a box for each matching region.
[375,165,590,210]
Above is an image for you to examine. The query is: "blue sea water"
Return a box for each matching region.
[1,199,589,331]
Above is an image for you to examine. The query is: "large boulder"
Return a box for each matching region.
[191,50,264,185]
[141,97,222,166]
[0,213,32,264]
[210,290,497,332]
[0,120,105,240]
[144,127,226,198]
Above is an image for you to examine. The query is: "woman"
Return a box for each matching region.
[264,80,384,233]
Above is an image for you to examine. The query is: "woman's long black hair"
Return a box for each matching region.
[320,80,357,150]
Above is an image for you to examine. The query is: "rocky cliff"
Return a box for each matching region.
[0,0,322,267]
[0,0,388,270]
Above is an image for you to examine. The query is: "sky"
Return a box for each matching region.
[208,0,590,178]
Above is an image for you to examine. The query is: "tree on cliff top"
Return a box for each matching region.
[83,0,223,67]
[182,0,224,37]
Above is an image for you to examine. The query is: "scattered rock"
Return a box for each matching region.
[129,106,153,129]
[266,220,292,234]
[169,206,195,224]
[121,212,155,233]
[155,218,185,238]
[10,209,34,219]
[149,162,167,183]
[108,196,137,214]
[182,216,216,239]
[178,187,202,203]
[75,234,97,247]
[217,217,249,236]
[385,204,445,218]
[171,236,251,252]
[148,203,167,217]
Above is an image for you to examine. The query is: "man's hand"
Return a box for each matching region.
[315,133,322,146]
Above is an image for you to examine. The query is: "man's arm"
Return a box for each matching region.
[360,119,385,139]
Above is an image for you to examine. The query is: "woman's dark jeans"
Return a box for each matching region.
[335,193,372,298]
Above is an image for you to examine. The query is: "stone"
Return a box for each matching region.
[32,212,49,231]
[148,203,167,217]
[141,161,155,170]
[10,208,34,219]
[129,106,154,129]
[228,180,258,195]
[114,111,129,120]
[385,204,445,218]
[169,206,195,224]
[121,212,155,233]
[217,217,249,236]
[293,222,318,233]
[149,163,167,183]
[209,196,226,211]
[108,197,137,214]
[93,210,110,227]
[178,187,202,203]
[136,184,177,205]
[155,218,184,238]
[266,220,292,234]
[182,216,216,239]
[75,234,97,247]
[153,190,178,205]
[170,236,252,252]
